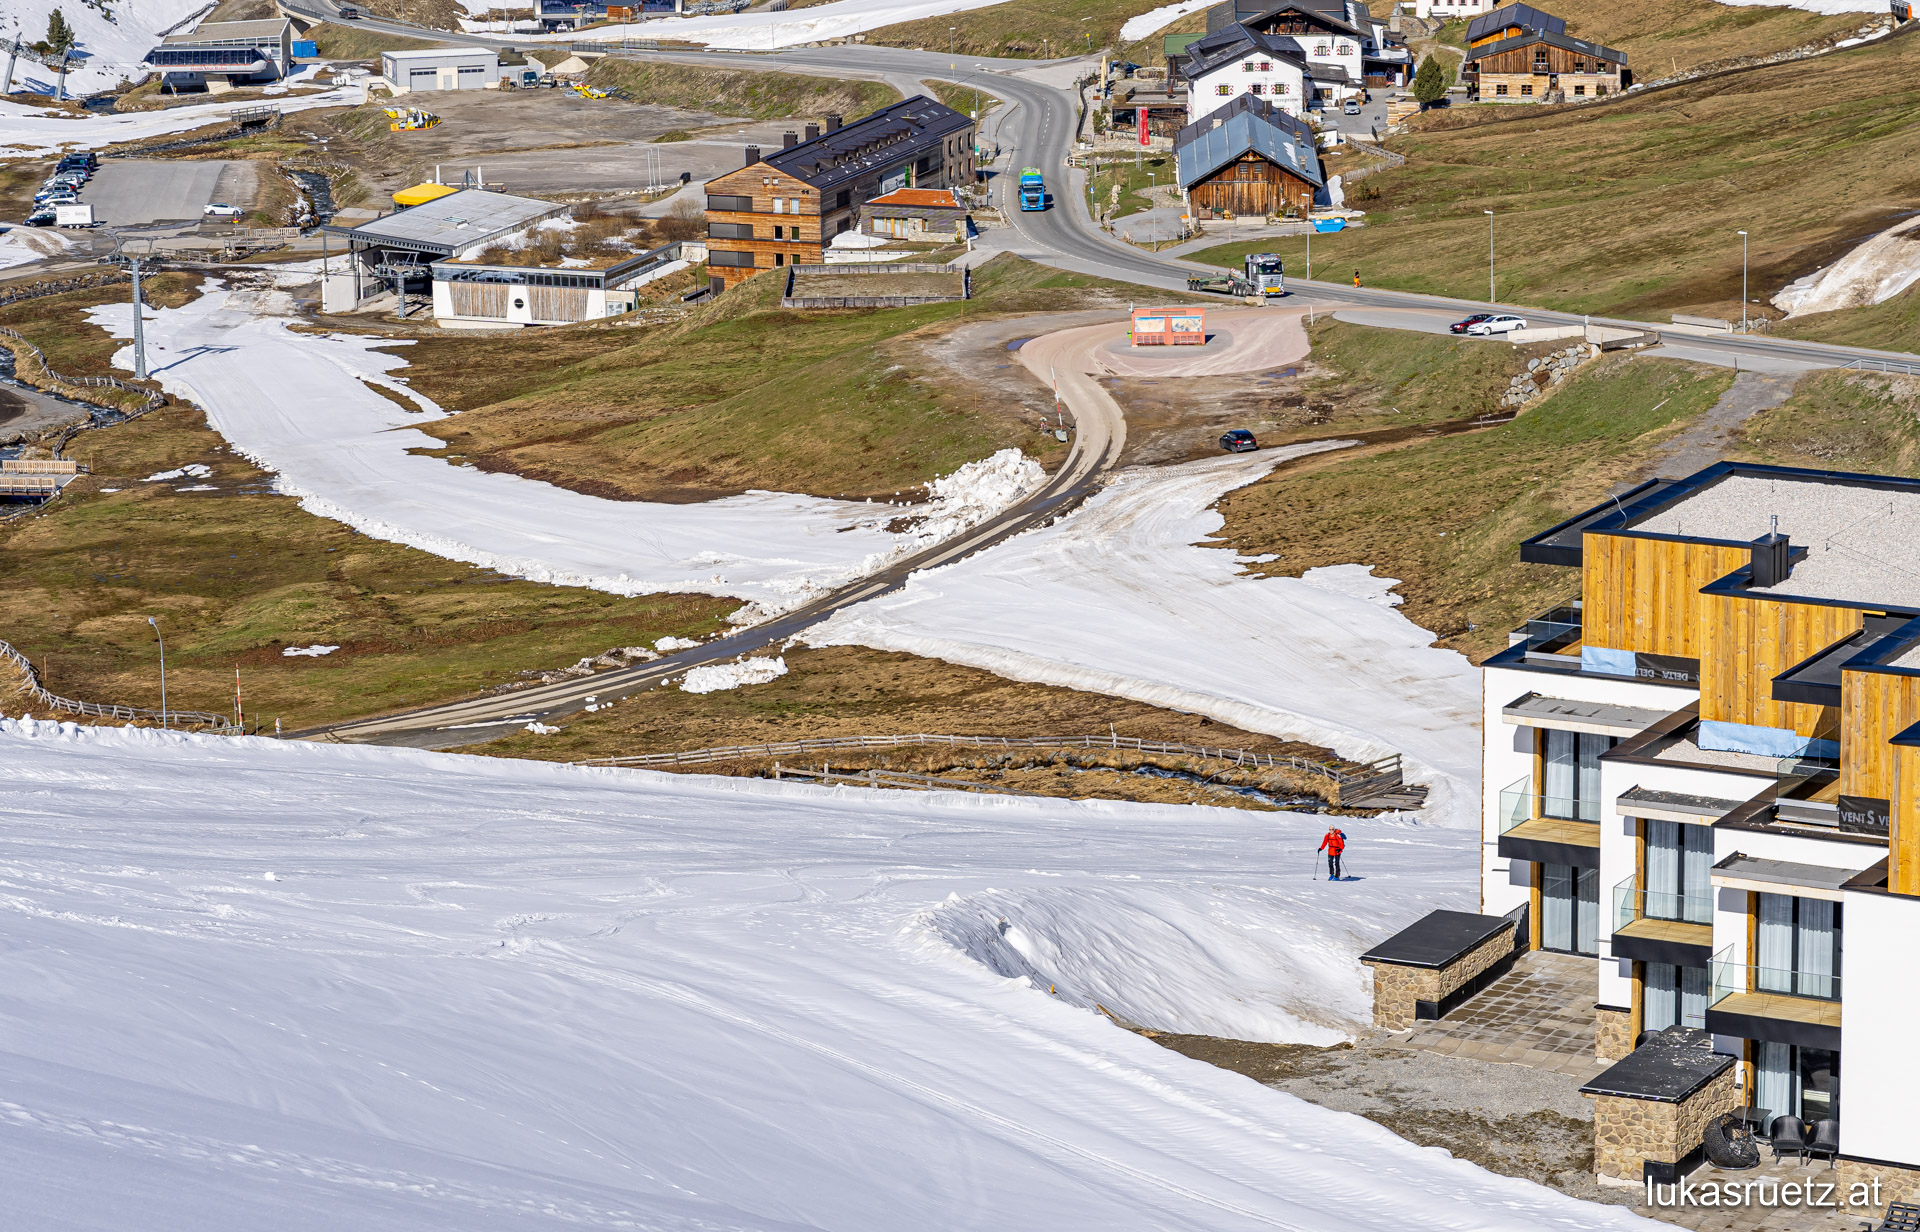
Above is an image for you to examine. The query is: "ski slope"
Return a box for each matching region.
[0,83,365,159]
[0,718,1658,1230]
[1,0,207,98]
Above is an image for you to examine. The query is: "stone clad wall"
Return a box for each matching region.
[1595,1006,1634,1062]
[1589,1067,1737,1182]
[1363,922,1514,1030]
[1836,1158,1920,1211]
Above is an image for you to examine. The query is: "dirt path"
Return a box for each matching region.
[1642,370,1798,479]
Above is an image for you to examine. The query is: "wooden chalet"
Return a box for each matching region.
[1464,2,1563,48]
[1175,94,1324,219]
[1465,27,1627,101]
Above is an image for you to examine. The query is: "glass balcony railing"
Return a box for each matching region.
[1498,774,1601,833]
[1613,874,1713,931]
[1521,604,1582,654]
[1710,943,1842,1006]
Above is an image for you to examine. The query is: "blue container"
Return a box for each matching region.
[292,39,317,58]
[1313,218,1346,232]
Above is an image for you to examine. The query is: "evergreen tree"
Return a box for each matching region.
[1412,54,1447,108]
[46,8,76,55]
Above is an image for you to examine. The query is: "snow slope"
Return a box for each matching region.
[1120,0,1213,41]
[0,84,365,159]
[808,443,1484,822]
[1,0,207,97]
[531,0,1025,51]
[0,718,1656,1230]
[86,283,1038,613]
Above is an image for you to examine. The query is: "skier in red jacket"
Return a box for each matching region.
[1318,825,1347,881]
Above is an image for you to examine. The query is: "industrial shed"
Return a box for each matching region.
[1175,95,1324,220]
[379,48,501,94]
[320,188,570,316]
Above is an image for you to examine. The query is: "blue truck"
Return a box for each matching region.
[1018,167,1046,211]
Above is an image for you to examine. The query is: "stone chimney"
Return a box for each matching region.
[744,145,761,165]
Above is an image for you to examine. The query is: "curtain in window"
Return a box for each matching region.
[1757,893,1795,993]
[1756,1041,1795,1124]
[1542,862,1573,951]
[1576,733,1608,821]
[1681,825,1714,924]
[1680,965,1709,1029]
[1797,899,1837,999]
[1576,865,1600,955]
[1645,819,1680,919]
[1542,729,1575,819]
[1644,962,1677,1032]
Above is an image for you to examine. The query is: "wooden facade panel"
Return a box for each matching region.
[526,284,588,322]
[1477,44,1623,75]
[1698,594,1861,735]
[1842,670,1920,895]
[447,281,508,319]
[1188,152,1315,217]
[1581,534,1748,658]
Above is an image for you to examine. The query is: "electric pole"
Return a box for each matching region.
[130,255,149,380]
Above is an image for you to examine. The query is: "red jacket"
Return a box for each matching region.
[1319,829,1346,855]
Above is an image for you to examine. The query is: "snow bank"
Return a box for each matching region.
[144,464,211,481]
[1706,0,1881,12]
[1120,0,1213,41]
[528,0,1020,51]
[809,443,1484,825]
[0,223,71,271]
[0,85,366,159]
[85,286,1041,616]
[0,719,1652,1230]
[679,654,789,693]
[1773,214,1920,317]
[282,644,339,658]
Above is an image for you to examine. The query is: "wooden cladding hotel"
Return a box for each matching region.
[702,96,976,291]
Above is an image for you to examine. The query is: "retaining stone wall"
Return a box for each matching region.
[1595,1006,1634,1062]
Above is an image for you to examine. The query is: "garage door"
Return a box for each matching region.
[409,68,437,88]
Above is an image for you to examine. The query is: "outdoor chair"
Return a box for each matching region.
[1767,1114,1809,1165]
[1807,1119,1841,1168]
[1859,1201,1920,1232]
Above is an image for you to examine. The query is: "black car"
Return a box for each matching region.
[1449,313,1493,334]
[1219,429,1259,453]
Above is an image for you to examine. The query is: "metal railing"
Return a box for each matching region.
[576,733,1405,801]
[0,326,164,413]
[1710,943,1842,1005]
[1,639,237,732]
[1613,874,1712,931]
[1498,774,1600,831]
[1522,603,1582,653]
[1846,357,1920,376]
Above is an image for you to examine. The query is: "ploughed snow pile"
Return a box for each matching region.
[0,223,71,270]
[282,644,339,658]
[1774,215,1920,317]
[0,85,367,160]
[85,285,1041,618]
[0,718,1652,1231]
[529,0,1020,51]
[679,654,789,693]
[1120,0,1215,40]
[810,443,1484,823]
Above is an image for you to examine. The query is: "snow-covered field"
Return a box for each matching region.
[530,0,1023,51]
[1119,0,1214,41]
[0,221,70,269]
[810,443,1484,818]
[0,718,1656,1230]
[1,0,207,98]
[86,283,1041,614]
[0,83,365,160]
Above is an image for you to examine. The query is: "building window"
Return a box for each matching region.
[1495,83,1508,95]
[1258,60,1272,70]
[771,198,784,214]
[1643,819,1712,923]
[1250,83,1264,94]
[772,225,783,239]
[1595,82,1607,95]
[1756,1043,1838,1124]
[1755,893,1841,1000]
[1520,83,1533,95]
[1541,729,1610,821]
[1643,963,1709,1031]
[1541,863,1599,955]
[1573,84,1585,95]
[774,252,784,266]
[1216,83,1233,95]
[1244,60,1257,71]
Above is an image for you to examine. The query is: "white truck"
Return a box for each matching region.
[54,203,96,228]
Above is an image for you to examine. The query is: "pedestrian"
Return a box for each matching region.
[1318,824,1347,881]
[1352,268,1361,289]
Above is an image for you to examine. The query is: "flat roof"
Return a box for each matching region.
[1501,693,1671,737]
[326,189,567,256]
[382,47,498,60]
[1359,909,1512,968]
[866,187,963,209]
[1580,1027,1731,1103]
[1713,853,1860,895]
[760,95,971,194]
[165,18,290,42]
[1628,472,1920,611]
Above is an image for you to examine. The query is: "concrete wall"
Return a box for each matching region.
[1838,890,1920,1171]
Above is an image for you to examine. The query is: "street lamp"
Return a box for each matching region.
[1484,209,1495,304]
[1737,229,1749,332]
[949,26,955,56]
[148,616,167,729]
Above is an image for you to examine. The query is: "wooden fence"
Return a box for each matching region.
[576,733,1406,801]
[0,639,237,732]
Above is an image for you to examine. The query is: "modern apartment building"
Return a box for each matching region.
[702,96,975,292]
[1462,459,1920,1194]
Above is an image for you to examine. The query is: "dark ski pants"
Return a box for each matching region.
[1326,853,1342,879]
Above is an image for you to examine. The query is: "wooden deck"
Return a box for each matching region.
[1614,916,1711,947]
[1505,817,1601,849]
[1713,990,1842,1030]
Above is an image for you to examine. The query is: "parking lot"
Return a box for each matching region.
[80,160,255,226]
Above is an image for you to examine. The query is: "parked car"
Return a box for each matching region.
[35,192,80,208]
[1219,429,1259,453]
[25,206,56,227]
[204,202,244,219]
[1466,314,1529,336]
[1449,313,1493,334]
[1342,98,1361,115]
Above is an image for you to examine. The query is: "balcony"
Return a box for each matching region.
[1496,775,1601,865]
[1705,944,1841,1050]
[1610,875,1713,966]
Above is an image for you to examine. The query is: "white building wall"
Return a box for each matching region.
[1838,889,1920,1168]
[1709,828,1888,967]
[1186,56,1309,123]
[1406,0,1496,18]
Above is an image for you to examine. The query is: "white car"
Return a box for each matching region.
[1466,314,1529,336]
[204,202,244,219]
